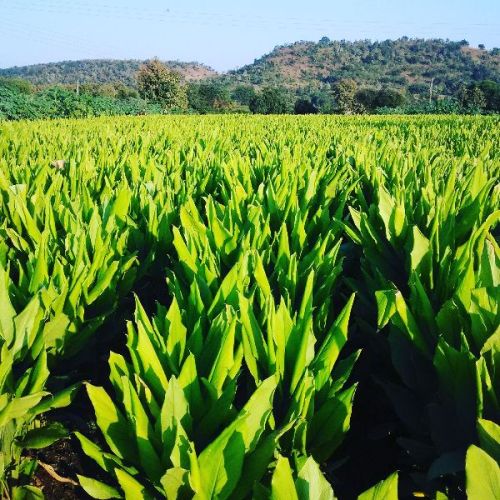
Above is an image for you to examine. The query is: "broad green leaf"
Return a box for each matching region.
[271,455,298,500]
[160,467,189,500]
[0,392,47,426]
[86,384,136,463]
[77,475,122,499]
[478,419,500,463]
[126,315,168,404]
[358,472,398,500]
[120,376,162,482]
[308,384,357,462]
[16,422,68,449]
[165,297,187,373]
[466,445,500,500]
[115,468,152,500]
[31,383,80,415]
[312,294,355,391]
[239,293,267,383]
[11,486,44,500]
[208,315,238,395]
[410,226,430,273]
[74,432,138,477]
[296,456,335,500]
[232,430,284,500]
[161,376,191,437]
[375,289,397,330]
[197,377,276,499]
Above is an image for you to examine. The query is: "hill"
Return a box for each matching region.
[0,59,218,87]
[0,38,499,97]
[227,38,500,95]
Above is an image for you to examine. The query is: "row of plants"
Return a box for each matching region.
[0,85,164,121]
[0,114,498,498]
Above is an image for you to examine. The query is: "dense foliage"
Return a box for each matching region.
[2,39,499,98]
[1,38,500,120]
[0,115,498,499]
[249,87,292,114]
[0,60,217,87]
[228,38,499,95]
[137,60,188,111]
[2,76,499,121]
[0,84,163,121]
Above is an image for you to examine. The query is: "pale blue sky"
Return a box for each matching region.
[0,0,499,71]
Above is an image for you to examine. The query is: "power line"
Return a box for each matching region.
[2,1,499,31]
[0,16,121,56]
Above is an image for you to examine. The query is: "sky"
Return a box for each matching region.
[0,0,499,71]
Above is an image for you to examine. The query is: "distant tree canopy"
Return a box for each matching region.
[226,38,499,96]
[476,80,500,111]
[79,82,139,99]
[0,78,162,121]
[332,79,359,114]
[187,82,232,113]
[0,77,32,94]
[231,85,257,105]
[249,87,290,114]
[137,59,188,110]
[309,90,336,114]
[355,88,379,111]
[0,49,499,120]
[1,38,499,105]
[0,59,217,87]
[294,98,319,114]
[458,84,487,112]
[374,88,406,108]
[408,83,429,95]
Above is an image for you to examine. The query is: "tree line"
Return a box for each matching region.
[2,38,498,96]
[1,59,499,121]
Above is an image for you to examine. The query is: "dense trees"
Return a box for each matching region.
[0,65,498,121]
[355,87,406,112]
[231,85,257,105]
[355,88,379,110]
[1,38,498,118]
[0,77,32,94]
[0,59,216,86]
[458,85,486,112]
[476,80,500,111]
[137,59,188,110]
[79,82,139,99]
[3,39,497,100]
[458,81,500,113]
[187,82,232,113]
[0,80,161,121]
[294,98,319,114]
[375,88,405,108]
[332,79,359,114]
[228,38,499,96]
[249,87,290,114]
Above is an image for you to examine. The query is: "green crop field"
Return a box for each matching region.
[0,115,498,499]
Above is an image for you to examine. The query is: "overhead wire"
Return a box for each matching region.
[2,0,498,30]
[0,16,121,56]
[1,1,497,70]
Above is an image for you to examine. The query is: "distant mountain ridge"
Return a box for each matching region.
[0,59,218,86]
[1,38,499,95]
[226,38,500,94]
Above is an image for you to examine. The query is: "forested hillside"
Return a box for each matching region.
[0,59,218,86]
[3,38,498,96]
[1,39,499,97]
[227,38,500,95]
[1,38,499,120]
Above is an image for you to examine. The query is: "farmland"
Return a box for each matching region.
[0,114,498,499]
